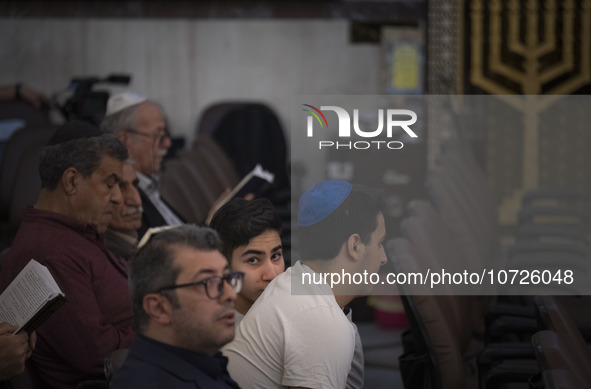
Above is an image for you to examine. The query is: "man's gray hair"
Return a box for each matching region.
[100,104,139,136]
[39,134,128,190]
[128,225,223,332]
[101,100,167,136]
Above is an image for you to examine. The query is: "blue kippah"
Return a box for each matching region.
[297,180,353,227]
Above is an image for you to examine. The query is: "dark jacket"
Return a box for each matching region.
[137,187,184,238]
[111,335,240,389]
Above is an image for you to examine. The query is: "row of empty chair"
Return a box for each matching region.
[388,135,591,388]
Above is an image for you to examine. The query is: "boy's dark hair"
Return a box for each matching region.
[210,198,282,261]
[297,184,384,260]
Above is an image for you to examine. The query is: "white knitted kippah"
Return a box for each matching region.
[105,91,147,116]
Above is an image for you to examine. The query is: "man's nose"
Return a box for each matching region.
[160,134,172,149]
[111,184,123,205]
[262,260,281,281]
[126,186,142,207]
[220,278,238,302]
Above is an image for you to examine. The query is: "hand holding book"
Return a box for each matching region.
[206,164,275,225]
[0,259,66,335]
[0,322,35,380]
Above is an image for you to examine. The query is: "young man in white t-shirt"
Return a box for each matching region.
[224,180,388,389]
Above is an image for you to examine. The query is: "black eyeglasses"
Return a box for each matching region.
[157,271,244,300]
[125,128,170,146]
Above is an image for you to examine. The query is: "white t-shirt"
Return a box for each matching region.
[233,309,245,327]
[346,309,364,389]
[224,261,356,389]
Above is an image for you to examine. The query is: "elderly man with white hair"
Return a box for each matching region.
[101,92,183,237]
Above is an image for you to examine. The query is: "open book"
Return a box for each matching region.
[210,164,275,215]
[0,259,66,334]
[228,164,274,200]
[210,164,275,216]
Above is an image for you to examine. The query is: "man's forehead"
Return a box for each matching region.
[121,163,137,182]
[172,245,227,272]
[94,155,123,175]
[236,230,282,251]
[80,157,122,187]
[248,229,281,243]
[136,102,165,124]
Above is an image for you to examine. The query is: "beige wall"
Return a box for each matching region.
[0,19,380,150]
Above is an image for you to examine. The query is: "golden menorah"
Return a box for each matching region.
[468,0,590,224]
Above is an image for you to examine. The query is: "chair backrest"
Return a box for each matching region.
[426,162,494,268]
[196,102,246,140]
[406,199,495,330]
[160,135,240,223]
[0,100,49,126]
[431,138,500,265]
[195,102,289,200]
[406,200,479,274]
[387,238,468,389]
[0,126,55,220]
[399,211,477,338]
[188,135,240,191]
[388,238,447,389]
[533,296,591,386]
[6,139,48,234]
[531,330,591,387]
[160,158,209,224]
[518,206,587,227]
[541,369,589,389]
[533,296,591,367]
[439,138,497,228]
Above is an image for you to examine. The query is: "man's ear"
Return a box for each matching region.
[117,130,130,145]
[346,233,363,261]
[143,294,173,326]
[61,167,79,196]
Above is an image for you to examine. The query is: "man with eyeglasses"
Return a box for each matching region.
[101,92,183,237]
[111,224,243,389]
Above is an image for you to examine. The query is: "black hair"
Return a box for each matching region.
[209,198,282,261]
[39,134,128,190]
[128,225,223,332]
